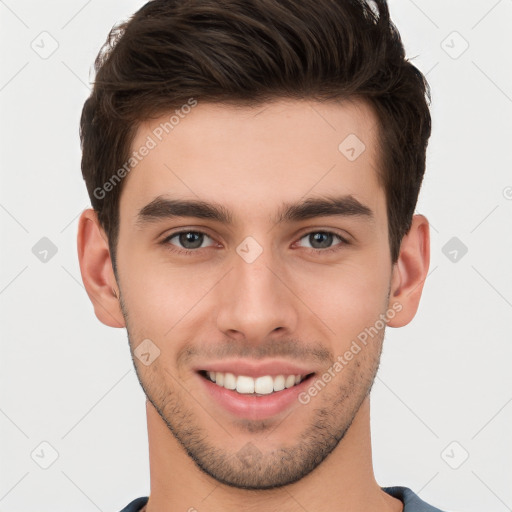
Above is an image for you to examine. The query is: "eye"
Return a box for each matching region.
[162,230,216,254]
[296,231,348,253]
[161,229,349,256]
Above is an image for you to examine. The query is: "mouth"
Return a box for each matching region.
[194,359,319,420]
[198,370,315,396]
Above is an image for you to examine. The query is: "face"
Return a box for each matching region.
[114,99,396,489]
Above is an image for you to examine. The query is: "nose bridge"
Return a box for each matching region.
[215,236,297,340]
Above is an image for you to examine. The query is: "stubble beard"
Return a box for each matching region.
[126,334,383,489]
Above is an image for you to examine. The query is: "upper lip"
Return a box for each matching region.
[194,359,317,378]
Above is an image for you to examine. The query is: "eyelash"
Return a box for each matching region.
[161,229,349,256]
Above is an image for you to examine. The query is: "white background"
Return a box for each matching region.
[0,1,511,511]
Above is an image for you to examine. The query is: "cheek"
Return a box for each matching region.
[118,251,218,340]
[292,258,391,341]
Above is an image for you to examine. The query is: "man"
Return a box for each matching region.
[77,0,444,510]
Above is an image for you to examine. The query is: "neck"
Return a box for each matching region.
[143,397,402,512]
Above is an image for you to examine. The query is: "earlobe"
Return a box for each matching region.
[77,208,125,328]
[387,214,430,328]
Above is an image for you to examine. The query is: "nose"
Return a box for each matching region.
[215,241,299,344]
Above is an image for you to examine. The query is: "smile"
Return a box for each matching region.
[201,371,312,395]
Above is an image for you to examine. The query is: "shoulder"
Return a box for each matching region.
[382,486,448,512]
[117,496,149,512]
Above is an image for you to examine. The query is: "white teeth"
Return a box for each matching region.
[285,375,296,388]
[273,375,285,392]
[224,372,236,390]
[205,371,308,394]
[236,375,254,394]
[254,376,274,395]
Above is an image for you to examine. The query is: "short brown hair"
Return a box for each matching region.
[80,0,431,267]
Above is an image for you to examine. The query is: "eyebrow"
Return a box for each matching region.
[136,194,374,227]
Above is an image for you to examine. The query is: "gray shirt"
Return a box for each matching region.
[119,486,447,511]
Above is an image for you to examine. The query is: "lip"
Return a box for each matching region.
[196,368,315,421]
[193,358,317,379]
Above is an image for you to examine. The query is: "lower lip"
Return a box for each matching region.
[198,373,314,421]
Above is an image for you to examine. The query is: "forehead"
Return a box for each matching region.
[120,98,384,225]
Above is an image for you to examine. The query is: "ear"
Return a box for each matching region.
[77,208,125,328]
[387,214,430,328]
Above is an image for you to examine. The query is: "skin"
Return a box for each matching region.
[77,98,430,512]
